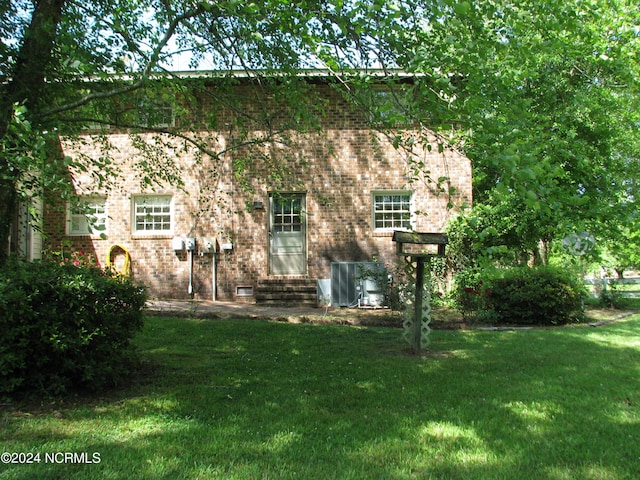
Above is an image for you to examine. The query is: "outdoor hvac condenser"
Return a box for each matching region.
[330,262,381,307]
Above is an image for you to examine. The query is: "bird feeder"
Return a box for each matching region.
[392,231,448,353]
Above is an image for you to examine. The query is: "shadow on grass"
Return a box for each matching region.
[2,316,640,479]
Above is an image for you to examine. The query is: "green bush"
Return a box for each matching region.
[450,267,489,321]
[480,266,587,325]
[0,258,147,397]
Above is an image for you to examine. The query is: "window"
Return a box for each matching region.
[67,197,107,236]
[272,195,303,233]
[370,87,412,126]
[138,98,175,128]
[372,191,412,231]
[133,195,172,234]
[78,89,112,131]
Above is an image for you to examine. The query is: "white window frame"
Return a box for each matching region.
[83,120,111,131]
[132,195,173,235]
[370,87,412,126]
[372,191,414,232]
[138,98,175,128]
[67,197,107,236]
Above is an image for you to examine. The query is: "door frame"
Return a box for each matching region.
[267,192,307,276]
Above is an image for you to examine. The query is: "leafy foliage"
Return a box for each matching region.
[453,266,587,326]
[0,0,638,273]
[355,262,407,311]
[0,258,147,397]
[445,195,559,269]
[450,267,489,322]
[599,215,640,276]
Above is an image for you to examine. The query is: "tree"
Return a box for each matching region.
[599,215,640,277]
[1,0,638,266]
[460,1,639,256]
[411,0,640,263]
[1,0,64,263]
[0,0,441,264]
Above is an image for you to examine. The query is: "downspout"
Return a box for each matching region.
[212,250,217,301]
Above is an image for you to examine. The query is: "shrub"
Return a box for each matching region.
[450,267,489,321]
[481,266,587,325]
[355,262,406,311]
[595,280,631,310]
[0,258,147,397]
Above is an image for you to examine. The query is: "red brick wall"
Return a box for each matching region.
[44,82,472,301]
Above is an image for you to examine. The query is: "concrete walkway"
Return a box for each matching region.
[145,299,402,327]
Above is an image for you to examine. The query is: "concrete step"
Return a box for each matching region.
[256,278,318,307]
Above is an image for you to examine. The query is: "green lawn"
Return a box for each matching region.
[2,314,640,479]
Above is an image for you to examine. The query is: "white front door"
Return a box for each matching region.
[269,194,307,275]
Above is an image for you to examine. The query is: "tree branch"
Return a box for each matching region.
[40,4,205,119]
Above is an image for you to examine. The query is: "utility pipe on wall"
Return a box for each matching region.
[186,237,196,297]
[203,239,217,301]
[188,249,194,296]
[212,251,217,301]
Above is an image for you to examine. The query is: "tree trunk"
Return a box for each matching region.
[0,174,18,262]
[0,0,66,265]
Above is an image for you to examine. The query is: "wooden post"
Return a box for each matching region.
[392,231,447,354]
[413,257,425,354]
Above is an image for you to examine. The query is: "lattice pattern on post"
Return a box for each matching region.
[401,256,432,349]
[392,231,447,353]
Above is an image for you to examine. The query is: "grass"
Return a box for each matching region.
[2,313,640,479]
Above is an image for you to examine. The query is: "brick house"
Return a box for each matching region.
[42,72,472,305]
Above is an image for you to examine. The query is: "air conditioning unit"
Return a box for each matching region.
[330,262,383,307]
